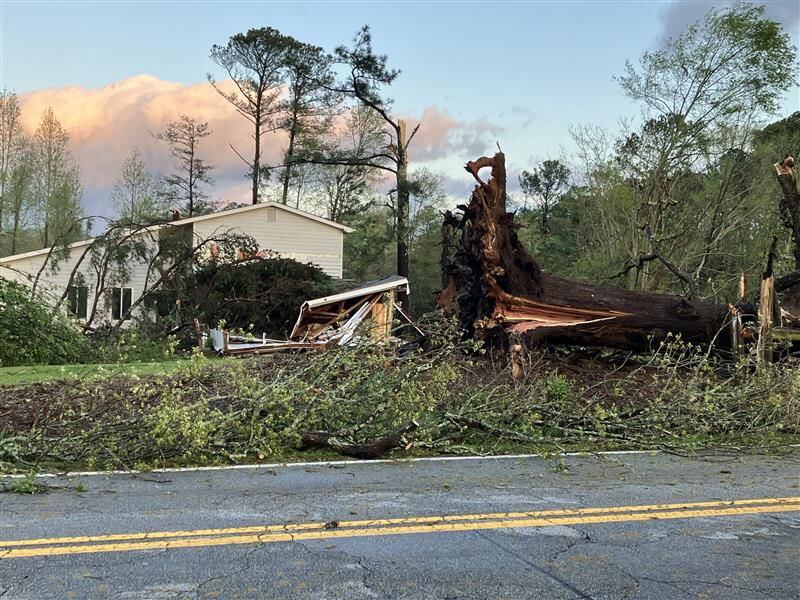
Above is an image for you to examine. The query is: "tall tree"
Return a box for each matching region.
[7,154,34,255]
[518,159,570,232]
[31,108,83,247]
[306,27,419,309]
[155,115,214,216]
[111,149,160,224]
[278,39,337,205]
[209,27,289,205]
[0,91,28,253]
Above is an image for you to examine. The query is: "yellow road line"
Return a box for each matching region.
[1,501,799,559]
[2,496,798,549]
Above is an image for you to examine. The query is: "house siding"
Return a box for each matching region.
[191,206,344,278]
[0,239,156,324]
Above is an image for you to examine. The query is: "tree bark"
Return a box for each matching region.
[439,152,731,351]
[773,156,800,315]
[395,119,410,312]
[252,102,262,205]
[300,421,418,459]
[281,108,298,205]
[775,156,800,269]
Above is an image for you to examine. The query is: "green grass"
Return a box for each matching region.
[0,360,185,386]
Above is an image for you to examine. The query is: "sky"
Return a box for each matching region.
[1,0,799,219]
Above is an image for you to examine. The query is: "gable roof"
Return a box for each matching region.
[171,202,354,233]
[0,202,352,264]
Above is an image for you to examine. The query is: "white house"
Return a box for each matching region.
[0,202,352,325]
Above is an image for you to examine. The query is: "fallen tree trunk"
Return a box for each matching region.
[300,421,418,459]
[439,152,731,351]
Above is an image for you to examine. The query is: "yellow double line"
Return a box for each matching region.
[2,496,798,559]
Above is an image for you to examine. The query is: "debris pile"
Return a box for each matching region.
[204,275,421,356]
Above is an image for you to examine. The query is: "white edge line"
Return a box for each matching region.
[2,449,661,480]
[3,445,797,480]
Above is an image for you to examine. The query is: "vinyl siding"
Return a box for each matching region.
[0,239,156,325]
[191,206,344,278]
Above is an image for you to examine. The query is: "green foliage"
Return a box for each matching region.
[518,159,570,232]
[343,208,394,281]
[8,470,43,495]
[0,276,91,366]
[343,168,447,315]
[189,257,335,337]
[91,327,179,364]
[146,394,222,458]
[2,311,799,473]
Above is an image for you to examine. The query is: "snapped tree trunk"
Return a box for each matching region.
[775,156,800,269]
[773,156,800,316]
[439,152,731,351]
[395,119,411,313]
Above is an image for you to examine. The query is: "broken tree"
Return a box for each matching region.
[772,155,800,316]
[439,152,732,351]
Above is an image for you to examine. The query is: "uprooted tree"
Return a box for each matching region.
[439,152,735,351]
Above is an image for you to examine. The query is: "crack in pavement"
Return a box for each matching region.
[356,556,392,600]
[549,527,594,563]
[0,562,46,599]
[637,575,772,598]
[473,530,595,599]
[193,543,268,598]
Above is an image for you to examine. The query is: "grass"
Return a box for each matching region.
[7,471,44,494]
[0,360,185,386]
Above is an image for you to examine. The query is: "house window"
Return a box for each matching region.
[67,286,88,319]
[109,287,133,320]
[266,207,277,223]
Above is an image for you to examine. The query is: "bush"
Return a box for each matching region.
[189,257,335,337]
[0,277,92,367]
[90,326,179,363]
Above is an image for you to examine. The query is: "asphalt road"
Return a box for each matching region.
[1,451,799,599]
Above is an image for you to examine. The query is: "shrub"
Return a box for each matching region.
[90,326,179,363]
[189,257,335,337]
[0,277,91,366]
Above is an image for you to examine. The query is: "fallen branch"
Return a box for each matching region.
[300,421,418,459]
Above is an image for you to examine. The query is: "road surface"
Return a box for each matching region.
[1,451,799,599]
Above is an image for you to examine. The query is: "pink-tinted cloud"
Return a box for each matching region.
[19,75,288,195]
[17,76,500,217]
[406,107,505,161]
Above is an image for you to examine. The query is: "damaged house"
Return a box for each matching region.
[0,203,352,327]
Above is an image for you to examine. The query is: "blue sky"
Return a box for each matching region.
[1,0,798,215]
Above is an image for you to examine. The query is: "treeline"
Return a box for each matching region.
[510,3,799,304]
[0,101,84,255]
[515,112,800,303]
[1,2,798,315]
[0,24,447,315]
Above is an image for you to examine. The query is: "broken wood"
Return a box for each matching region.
[440,152,731,351]
[758,275,775,365]
[300,421,419,459]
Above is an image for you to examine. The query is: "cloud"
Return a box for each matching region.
[658,1,799,42]
[405,107,505,162]
[19,75,288,216]
[18,76,502,218]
